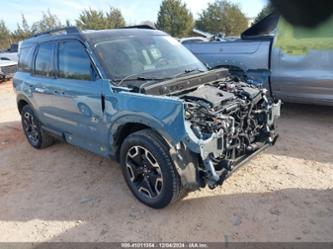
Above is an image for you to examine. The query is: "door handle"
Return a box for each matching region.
[24,84,34,96]
[53,90,65,96]
[35,87,45,93]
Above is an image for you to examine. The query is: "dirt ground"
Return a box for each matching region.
[0,80,332,242]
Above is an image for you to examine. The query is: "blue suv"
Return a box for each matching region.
[14,27,280,208]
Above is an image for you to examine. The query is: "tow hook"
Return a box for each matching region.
[208,169,228,189]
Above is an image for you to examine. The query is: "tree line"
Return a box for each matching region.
[0,8,125,49]
[0,0,272,49]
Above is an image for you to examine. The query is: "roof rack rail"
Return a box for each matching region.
[32,26,81,38]
[119,24,156,30]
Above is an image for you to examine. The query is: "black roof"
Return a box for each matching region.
[20,27,167,48]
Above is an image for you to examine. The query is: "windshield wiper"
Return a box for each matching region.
[173,68,206,78]
[115,74,172,86]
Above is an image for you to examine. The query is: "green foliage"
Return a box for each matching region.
[76,7,125,30]
[11,15,32,43]
[0,20,11,49]
[254,3,274,24]
[0,7,126,48]
[65,20,72,27]
[156,0,193,37]
[195,0,248,36]
[31,10,63,33]
[1,10,64,48]
[76,9,107,30]
[106,8,126,28]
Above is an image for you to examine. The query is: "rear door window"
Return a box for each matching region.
[34,42,56,77]
[58,40,93,80]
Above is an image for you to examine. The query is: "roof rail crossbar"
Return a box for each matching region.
[32,26,81,38]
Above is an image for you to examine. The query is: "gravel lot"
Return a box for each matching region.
[0,80,332,242]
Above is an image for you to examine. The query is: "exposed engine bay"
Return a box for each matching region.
[180,76,280,188]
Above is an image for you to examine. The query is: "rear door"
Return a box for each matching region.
[27,41,58,124]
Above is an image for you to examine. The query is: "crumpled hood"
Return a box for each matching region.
[139,68,230,96]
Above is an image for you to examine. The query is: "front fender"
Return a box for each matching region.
[104,91,187,149]
[103,90,202,189]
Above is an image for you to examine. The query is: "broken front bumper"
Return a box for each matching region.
[202,137,278,189]
[182,100,281,189]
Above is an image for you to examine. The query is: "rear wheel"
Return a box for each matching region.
[120,129,183,208]
[21,105,54,149]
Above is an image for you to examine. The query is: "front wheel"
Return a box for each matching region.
[120,129,183,208]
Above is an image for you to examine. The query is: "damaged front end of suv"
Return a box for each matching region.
[134,68,280,190]
[85,29,280,207]
[181,76,280,188]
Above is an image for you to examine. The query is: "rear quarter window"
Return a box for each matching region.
[18,46,35,73]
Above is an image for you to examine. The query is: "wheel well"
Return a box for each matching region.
[114,123,150,161]
[17,100,29,114]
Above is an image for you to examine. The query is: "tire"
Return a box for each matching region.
[21,105,54,149]
[120,129,183,208]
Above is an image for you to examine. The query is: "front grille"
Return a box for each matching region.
[1,64,18,77]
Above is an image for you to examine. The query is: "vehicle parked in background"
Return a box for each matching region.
[184,13,333,106]
[0,59,17,81]
[179,36,209,45]
[5,43,18,52]
[179,28,229,45]
[0,43,19,62]
[13,27,280,208]
[0,43,19,81]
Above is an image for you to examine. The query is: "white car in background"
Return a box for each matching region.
[0,59,17,81]
[0,43,19,62]
[0,43,19,81]
[0,52,18,62]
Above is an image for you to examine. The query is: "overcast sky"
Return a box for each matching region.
[2,0,268,31]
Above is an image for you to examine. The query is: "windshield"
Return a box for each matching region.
[93,34,207,85]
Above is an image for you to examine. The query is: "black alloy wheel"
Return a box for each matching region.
[125,145,163,199]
